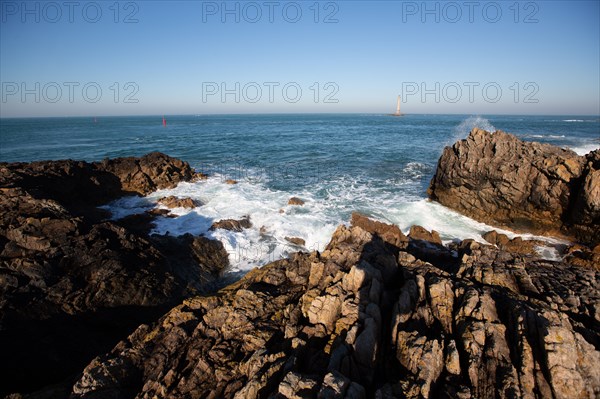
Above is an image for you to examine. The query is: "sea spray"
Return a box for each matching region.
[449,116,497,146]
[570,143,600,156]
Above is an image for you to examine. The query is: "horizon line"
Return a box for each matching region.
[2,112,600,120]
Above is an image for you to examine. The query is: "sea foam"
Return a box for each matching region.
[104,172,567,273]
[568,143,599,156]
[99,115,579,273]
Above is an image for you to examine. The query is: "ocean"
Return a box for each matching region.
[1,114,599,272]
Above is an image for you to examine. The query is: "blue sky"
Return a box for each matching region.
[1,0,599,116]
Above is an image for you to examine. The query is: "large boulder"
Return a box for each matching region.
[68,216,600,399]
[0,152,195,214]
[428,128,599,246]
[570,150,600,245]
[97,152,195,196]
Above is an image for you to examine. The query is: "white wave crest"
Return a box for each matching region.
[451,116,496,144]
[523,134,566,140]
[102,174,570,272]
[567,143,600,156]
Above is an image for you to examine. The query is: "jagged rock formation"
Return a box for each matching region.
[210,216,253,232]
[570,149,600,247]
[157,196,201,209]
[0,152,194,212]
[69,214,600,399]
[0,154,228,396]
[428,128,600,247]
[481,230,553,257]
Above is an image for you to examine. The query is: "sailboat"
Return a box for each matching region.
[392,95,404,117]
[162,116,167,127]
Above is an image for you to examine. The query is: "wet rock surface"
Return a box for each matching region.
[0,152,194,213]
[210,216,253,232]
[285,236,306,247]
[288,197,305,206]
[481,230,552,256]
[428,128,599,247]
[157,196,200,209]
[68,218,600,399]
[0,154,228,396]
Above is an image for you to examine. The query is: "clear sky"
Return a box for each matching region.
[1,0,599,116]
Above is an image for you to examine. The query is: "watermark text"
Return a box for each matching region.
[202,81,339,104]
[1,81,140,103]
[401,1,539,23]
[201,1,339,23]
[401,81,539,104]
[1,1,139,23]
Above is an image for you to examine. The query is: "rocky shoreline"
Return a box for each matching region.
[1,131,599,398]
[0,153,230,396]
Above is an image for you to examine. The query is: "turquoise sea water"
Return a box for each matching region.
[1,114,599,271]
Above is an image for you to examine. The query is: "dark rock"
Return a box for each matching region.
[96,152,195,196]
[428,128,599,247]
[69,215,600,399]
[150,234,229,287]
[0,154,226,396]
[569,150,600,246]
[407,225,457,270]
[210,216,252,232]
[0,152,195,216]
[285,236,306,246]
[225,179,238,185]
[114,213,157,236]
